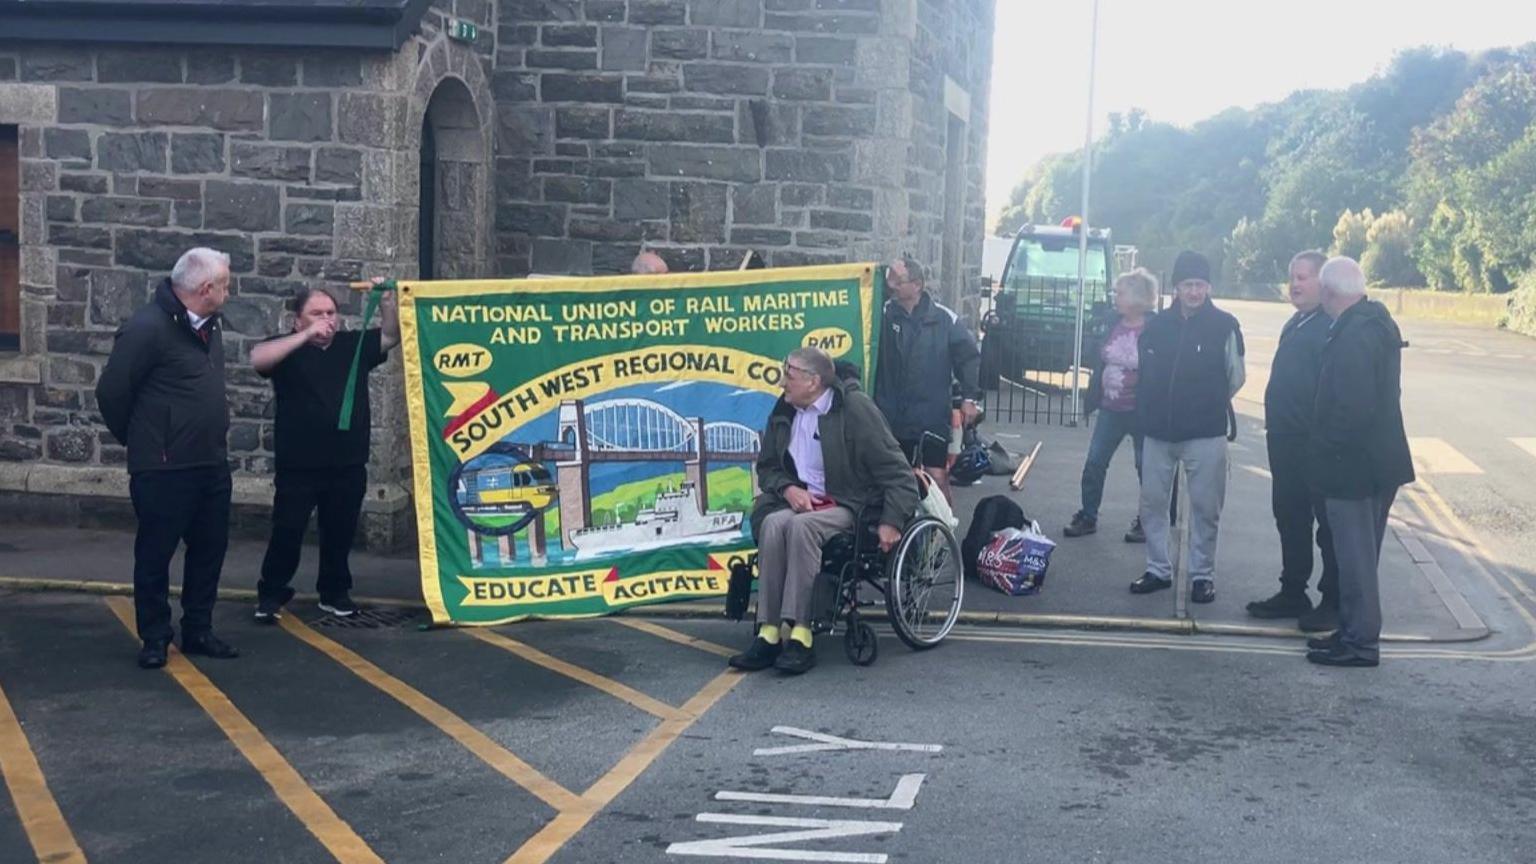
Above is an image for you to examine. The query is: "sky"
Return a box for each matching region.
[983,0,1536,224]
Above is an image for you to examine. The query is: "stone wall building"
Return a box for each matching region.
[0,0,996,552]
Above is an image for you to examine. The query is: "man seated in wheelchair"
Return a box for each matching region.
[728,347,919,675]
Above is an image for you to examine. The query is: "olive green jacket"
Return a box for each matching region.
[750,377,919,538]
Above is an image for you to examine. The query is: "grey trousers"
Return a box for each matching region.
[1141,436,1229,583]
[1324,490,1397,660]
[755,506,855,626]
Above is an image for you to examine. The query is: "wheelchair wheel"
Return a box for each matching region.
[844,618,878,666]
[886,516,964,650]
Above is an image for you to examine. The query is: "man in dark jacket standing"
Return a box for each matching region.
[1132,251,1245,604]
[1305,257,1414,668]
[96,248,239,669]
[874,257,981,501]
[732,347,919,675]
[1247,251,1340,629]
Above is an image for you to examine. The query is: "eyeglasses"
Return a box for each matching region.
[782,363,815,379]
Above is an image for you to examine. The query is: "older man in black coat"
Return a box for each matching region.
[1305,256,1415,668]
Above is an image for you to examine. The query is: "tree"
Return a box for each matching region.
[1361,210,1424,286]
[1332,209,1375,260]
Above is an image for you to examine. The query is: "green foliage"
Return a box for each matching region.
[1505,269,1536,336]
[1332,209,1375,259]
[1361,211,1423,286]
[993,43,1536,292]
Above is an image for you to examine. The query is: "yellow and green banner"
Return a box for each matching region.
[398,264,882,625]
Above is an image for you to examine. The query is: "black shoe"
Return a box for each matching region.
[181,632,239,659]
[1129,573,1172,594]
[137,639,170,669]
[318,594,359,617]
[774,640,817,675]
[1190,580,1216,604]
[254,595,285,625]
[1307,633,1342,651]
[1063,513,1098,537]
[727,637,782,671]
[1297,604,1340,633]
[1123,517,1145,543]
[1246,590,1313,619]
[1306,647,1378,668]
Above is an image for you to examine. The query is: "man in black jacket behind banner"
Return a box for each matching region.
[96,248,239,669]
[1247,250,1340,629]
[1305,256,1414,668]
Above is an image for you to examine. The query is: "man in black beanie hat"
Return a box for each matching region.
[1130,250,1245,604]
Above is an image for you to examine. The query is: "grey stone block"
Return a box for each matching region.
[612,179,668,220]
[767,12,878,34]
[493,71,539,102]
[731,185,777,224]
[186,51,236,84]
[652,30,710,60]
[669,181,728,243]
[532,238,593,274]
[303,56,363,87]
[829,185,874,210]
[809,209,872,231]
[543,176,611,204]
[60,174,109,195]
[766,148,850,183]
[242,53,299,86]
[600,27,649,71]
[20,52,91,82]
[270,92,333,142]
[738,99,799,146]
[46,429,95,464]
[97,50,183,83]
[542,73,625,103]
[615,110,735,143]
[630,0,686,25]
[648,144,761,182]
[556,107,611,139]
[88,269,147,326]
[232,142,311,182]
[338,93,407,145]
[44,129,91,162]
[690,0,763,27]
[48,224,112,249]
[795,36,858,65]
[730,227,792,246]
[46,196,75,223]
[80,197,171,227]
[527,50,599,70]
[495,203,567,236]
[139,178,201,200]
[220,298,280,337]
[315,148,364,185]
[171,133,226,175]
[57,88,132,126]
[137,88,264,131]
[545,24,599,47]
[583,0,625,21]
[682,63,769,95]
[504,0,581,19]
[712,31,794,63]
[96,132,167,173]
[803,105,876,137]
[285,203,334,236]
[333,205,395,259]
[569,218,644,242]
[204,180,282,232]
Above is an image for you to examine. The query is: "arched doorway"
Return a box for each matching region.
[419,77,487,280]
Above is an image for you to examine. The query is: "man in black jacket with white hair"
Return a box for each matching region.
[1305,256,1414,668]
[96,247,239,669]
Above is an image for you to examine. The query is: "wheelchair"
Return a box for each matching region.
[725,505,965,666]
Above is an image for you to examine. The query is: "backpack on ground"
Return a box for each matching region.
[962,494,1026,581]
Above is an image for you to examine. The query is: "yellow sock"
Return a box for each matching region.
[789,625,813,648]
[757,624,781,644]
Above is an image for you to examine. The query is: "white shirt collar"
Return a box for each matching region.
[797,388,834,417]
[187,309,210,331]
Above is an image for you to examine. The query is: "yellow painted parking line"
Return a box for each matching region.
[103,598,382,864]
[0,679,87,864]
[506,669,745,864]
[276,614,583,814]
[1408,437,1483,475]
[467,629,685,721]
[1511,438,1536,462]
[610,617,738,658]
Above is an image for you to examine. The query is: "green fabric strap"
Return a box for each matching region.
[338,280,396,431]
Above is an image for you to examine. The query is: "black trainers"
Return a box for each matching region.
[181,632,239,659]
[1297,603,1339,633]
[254,595,285,625]
[137,639,170,670]
[774,640,817,675]
[1190,580,1216,604]
[1063,513,1098,537]
[727,637,782,671]
[318,594,359,617]
[1129,572,1172,594]
[1246,591,1313,619]
[1123,517,1145,543]
[1307,632,1342,651]
[1306,647,1378,668]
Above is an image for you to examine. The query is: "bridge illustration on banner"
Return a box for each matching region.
[464,396,762,568]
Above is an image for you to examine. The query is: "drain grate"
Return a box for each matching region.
[313,607,422,629]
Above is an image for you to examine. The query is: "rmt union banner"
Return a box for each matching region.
[398,264,881,625]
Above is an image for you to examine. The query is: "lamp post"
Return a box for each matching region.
[1069,0,1101,425]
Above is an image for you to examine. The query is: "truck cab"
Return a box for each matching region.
[979,220,1115,386]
